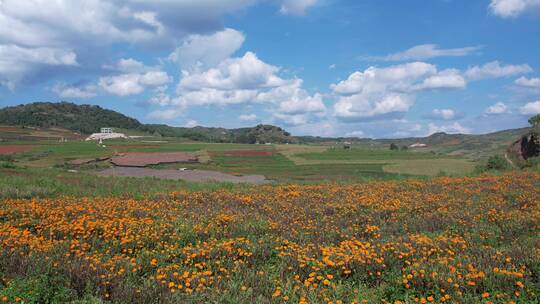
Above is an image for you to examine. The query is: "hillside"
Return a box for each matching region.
[140,124,296,144]
[359,128,531,159]
[0,102,296,144]
[0,102,141,134]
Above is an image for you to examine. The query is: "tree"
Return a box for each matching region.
[389,143,399,151]
[529,114,540,126]
[485,155,509,171]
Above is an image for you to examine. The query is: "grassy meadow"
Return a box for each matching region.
[1,128,539,303]
[0,172,539,303]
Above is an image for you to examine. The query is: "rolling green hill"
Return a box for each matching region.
[0,102,141,134]
[0,102,296,144]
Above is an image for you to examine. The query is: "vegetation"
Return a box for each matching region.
[0,102,141,134]
[0,102,296,144]
[140,124,296,144]
[1,102,531,156]
[528,114,540,126]
[475,155,511,173]
[0,172,538,303]
[0,168,244,199]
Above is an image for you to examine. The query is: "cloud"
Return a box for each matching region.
[185,119,199,128]
[489,0,540,18]
[178,88,259,106]
[173,51,326,120]
[52,83,98,99]
[169,28,245,70]
[427,122,470,135]
[0,44,78,88]
[485,102,509,114]
[464,61,532,80]
[257,79,326,114]
[331,62,437,95]
[280,0,318,15]
[99,71,171,96]
[147,108,183,121]
[365,44,482,61]
[345,130,365,138]
[273,113,310,126]
[0,0,258,87]
[429,109,459,120]
[417,69,466,90]
[520,100,540,115]
[334,94,414,120]
[103,58,149,73]
[179,52,287,92]
[331,62,465,120]
[239,114,258,121]
[515,76,540,88]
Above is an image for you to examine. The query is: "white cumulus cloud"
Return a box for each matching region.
[485,102,509,114]
[99,71,171,96]
[430,109,458,120]
[427,122,470,135]
[52,83,98,99]
[464,61,532,80]
[239,114,258,121]
[520,101,540,115]
[169,28,245,70]
[515,76,540,88]
[0,44,78,88]
[489,0,540,18]
[331,62,465,120]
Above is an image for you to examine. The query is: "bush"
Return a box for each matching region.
[0,161,16,169]
[476,155,510,172]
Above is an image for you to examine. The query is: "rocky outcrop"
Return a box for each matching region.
[508,130,540,162]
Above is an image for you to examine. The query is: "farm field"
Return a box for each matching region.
[0,172,538,303]
[0,137,476,183]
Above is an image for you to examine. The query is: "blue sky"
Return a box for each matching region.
[1,0,540,138]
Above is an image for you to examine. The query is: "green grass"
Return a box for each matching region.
[297,147,442,161]
[3,139,477,181]
[158,151,408,182]
[0,168,247,199]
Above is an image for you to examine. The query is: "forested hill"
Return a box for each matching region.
[0,102,142,134]
[0,102,296,143]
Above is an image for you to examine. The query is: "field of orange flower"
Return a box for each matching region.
[1,172,539,303]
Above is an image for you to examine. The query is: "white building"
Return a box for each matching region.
[100,127,113,134]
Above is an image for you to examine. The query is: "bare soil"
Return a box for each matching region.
[0,145,37,155]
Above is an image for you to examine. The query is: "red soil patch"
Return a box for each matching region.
[110,152,198,167]
[222,150,274,157]
[0,145,37,155]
